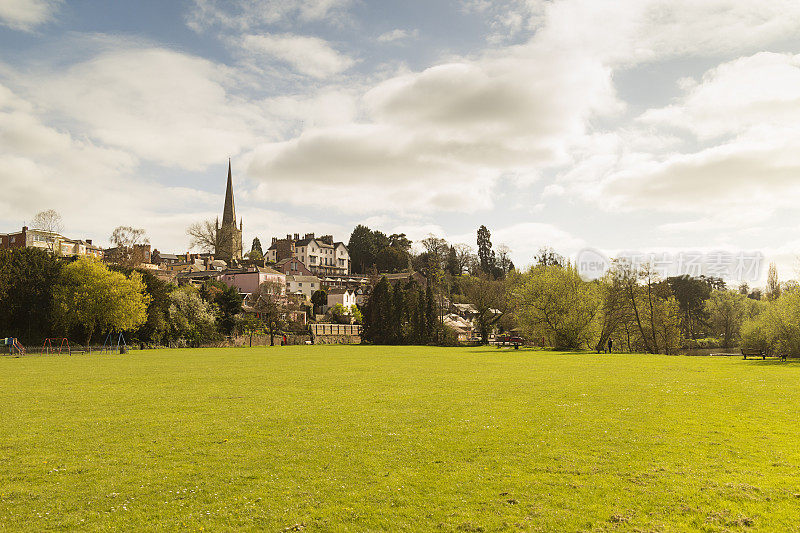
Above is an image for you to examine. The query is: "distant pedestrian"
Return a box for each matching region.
[607,338,613,353]
[282,334,287,346]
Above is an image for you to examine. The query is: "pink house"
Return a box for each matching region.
[218,266,286,296]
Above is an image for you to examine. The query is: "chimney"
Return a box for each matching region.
[286,234,291,241]
[305,233,314,240]
[272,237,277,245]
[294,233,299,241]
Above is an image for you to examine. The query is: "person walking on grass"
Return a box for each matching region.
[607,338,613,353]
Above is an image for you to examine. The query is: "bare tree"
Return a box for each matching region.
[453,243,474,275]
[251,280,286,346]
[31,209,64,252]
[109,226,149,266]
[766,262,780,301]
[32,209,64,234]
[187,220,217,253]
[496,243,514,275]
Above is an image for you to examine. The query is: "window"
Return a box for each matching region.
[299,282,303,287]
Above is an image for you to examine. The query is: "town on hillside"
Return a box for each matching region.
[1,161,508,348]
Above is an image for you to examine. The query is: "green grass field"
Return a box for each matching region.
[1,346,800,531]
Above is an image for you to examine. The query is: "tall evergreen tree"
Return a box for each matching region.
[477,225,495,275]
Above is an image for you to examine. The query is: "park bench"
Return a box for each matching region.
[741,349,765,360]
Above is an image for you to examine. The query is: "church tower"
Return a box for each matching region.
[215,159,243,263]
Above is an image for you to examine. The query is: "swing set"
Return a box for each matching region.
[102,332,128,354]
[42,337,71,355]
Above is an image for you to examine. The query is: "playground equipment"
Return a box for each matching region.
[102,332,128,354]
[3,337,25,355]
[42,337,71,355]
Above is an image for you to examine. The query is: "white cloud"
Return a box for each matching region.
[186,0,352,32]
[535,0,800,66]
[246,41,621,213]
[0,0,60,31]
[0,82,220,252]
[241,34,354,78]
[22,46,273,170]
[377,29,419,43]
[556,52,800,223]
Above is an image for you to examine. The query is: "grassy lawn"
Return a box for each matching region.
[1,346,800,531]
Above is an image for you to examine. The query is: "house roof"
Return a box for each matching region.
[159,253,179,260]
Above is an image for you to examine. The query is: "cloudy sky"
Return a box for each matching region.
[2,0,800,283]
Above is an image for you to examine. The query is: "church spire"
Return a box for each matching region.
[222,158,236,226]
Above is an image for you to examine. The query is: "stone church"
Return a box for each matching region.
[215,160,243,263]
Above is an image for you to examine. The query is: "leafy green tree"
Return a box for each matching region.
[168,285,217,347]
[348,224,377,274]
[0,248,63,343]
[311,289,328,314]
[510,265,600,350]
[110,265,172,345]
[460,275,506,344]
[328,304,351,324]
[706,290,747,350]
[214,282,243,335]
[249,237,264,261]
[53,258,150,347]
[350,305,363,325]
[666,275,714,339]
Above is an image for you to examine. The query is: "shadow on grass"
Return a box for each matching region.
[739,358,800,366]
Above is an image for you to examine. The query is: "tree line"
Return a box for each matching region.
[0,248,250,348]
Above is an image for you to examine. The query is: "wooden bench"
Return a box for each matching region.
[742,349,765,360]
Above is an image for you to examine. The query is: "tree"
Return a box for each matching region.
[211,282,243,335]
[348,224,377,274]
[110,265,172,346]
[706,290,747,350]
[742,291,800,357]
[510,265,600,350]
[534,247,565,268]
[311,289,328,315]
[614,261,682,354]
[168,285,217,347]
[0,248,63,343]
[477,225,495,275]
[31,209,64,252]
[453,244,474,275]
[248,237,264,261]
[187,219,218,253]
[53,258,149,347]
[460,275,506,344]
[766,262,780,301]
[495,243,514,278]
[328,304,351,324]
[349,305,363,325]
[109,226,150,267]
[666,275,713,339]
[363,277,393,344]
[251,280,286,346]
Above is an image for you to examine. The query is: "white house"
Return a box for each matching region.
[267,233,351,276]
[286,275,321,301]
[325,288,358,312]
